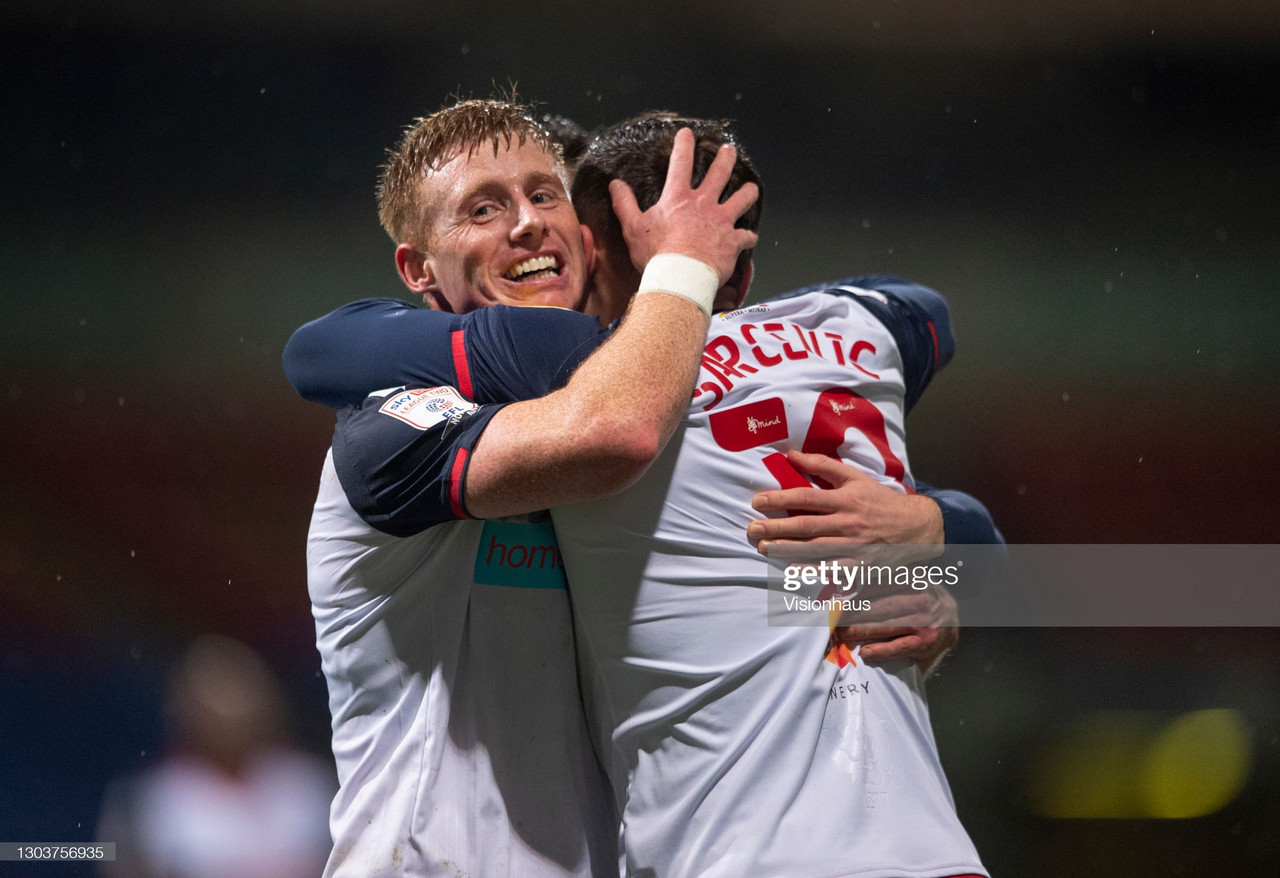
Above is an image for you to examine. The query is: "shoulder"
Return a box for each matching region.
[469,304,605,341]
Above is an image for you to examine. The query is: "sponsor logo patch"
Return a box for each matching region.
[473,520,567,589]
[708,396,789,451]
[378,386,477,431]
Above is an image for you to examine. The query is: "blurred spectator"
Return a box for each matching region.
[95,635,334,878]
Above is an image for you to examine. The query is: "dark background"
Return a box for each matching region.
[2,1,1278,874]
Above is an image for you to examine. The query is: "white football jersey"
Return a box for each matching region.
[307,450,617,877]
[552,290,988,877]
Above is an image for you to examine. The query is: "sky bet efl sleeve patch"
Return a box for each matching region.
[377,386,477,431]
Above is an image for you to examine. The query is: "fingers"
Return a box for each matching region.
[834,599,935,633]
[748,515,846,544]
[730,224,759,252]
[751,484,836,515]
[697,133,737,193]
[719,181,759,226]
[609,178,642,230]
[611,177,645,236]
[785,450,872,486]
[663,128,696,196]
[750,451,877,513]
[857,636,926,665]
[667,129,758,224]
[700,139,758,227]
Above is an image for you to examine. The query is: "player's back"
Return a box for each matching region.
[552,288,987,878]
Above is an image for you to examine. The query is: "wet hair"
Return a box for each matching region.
[571,111,763,283]
[377,98,562,248]
[539,113,593,179]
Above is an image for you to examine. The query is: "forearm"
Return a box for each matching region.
[465,291,708,518]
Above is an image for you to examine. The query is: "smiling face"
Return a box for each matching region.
[412,139,593,313]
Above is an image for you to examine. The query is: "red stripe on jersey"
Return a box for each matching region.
[448,448,470,520]
[451,330,474,398]
[927,320,941,374]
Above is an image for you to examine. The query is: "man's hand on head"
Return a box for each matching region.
[610,128,759,288]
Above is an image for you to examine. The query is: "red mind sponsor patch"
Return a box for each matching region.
[708,396,789,452]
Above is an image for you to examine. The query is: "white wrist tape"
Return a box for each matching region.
[637,253,720,316]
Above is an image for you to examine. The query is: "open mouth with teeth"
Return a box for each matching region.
[504,254,562,282]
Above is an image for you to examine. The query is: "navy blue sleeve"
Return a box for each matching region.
[769,275,954,413]
[458,306,609,402]
[915,481,1007,592]
[914,482,1005,546]
[283,298,465,408]
[323,305,611,535]
[283,299,609,408]
[332,387,506,535]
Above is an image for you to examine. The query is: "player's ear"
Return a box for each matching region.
[579,223,596,279]
[395,243,430,292]
[736,260,754,307]
[715,259,755,313]
[396,243,452,312]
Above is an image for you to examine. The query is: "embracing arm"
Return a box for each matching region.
[464,292,706,517]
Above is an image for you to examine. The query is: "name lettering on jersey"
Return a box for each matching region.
[378,386,477,432]
[829,680,872,700]
[694,320,880,411]
[473,520,567,590]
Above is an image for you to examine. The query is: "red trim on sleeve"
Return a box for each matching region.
[448,448,471,520]
[927,320,941,374]
[451,330,474,398]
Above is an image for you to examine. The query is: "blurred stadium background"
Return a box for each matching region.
[2,1,1277,874]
